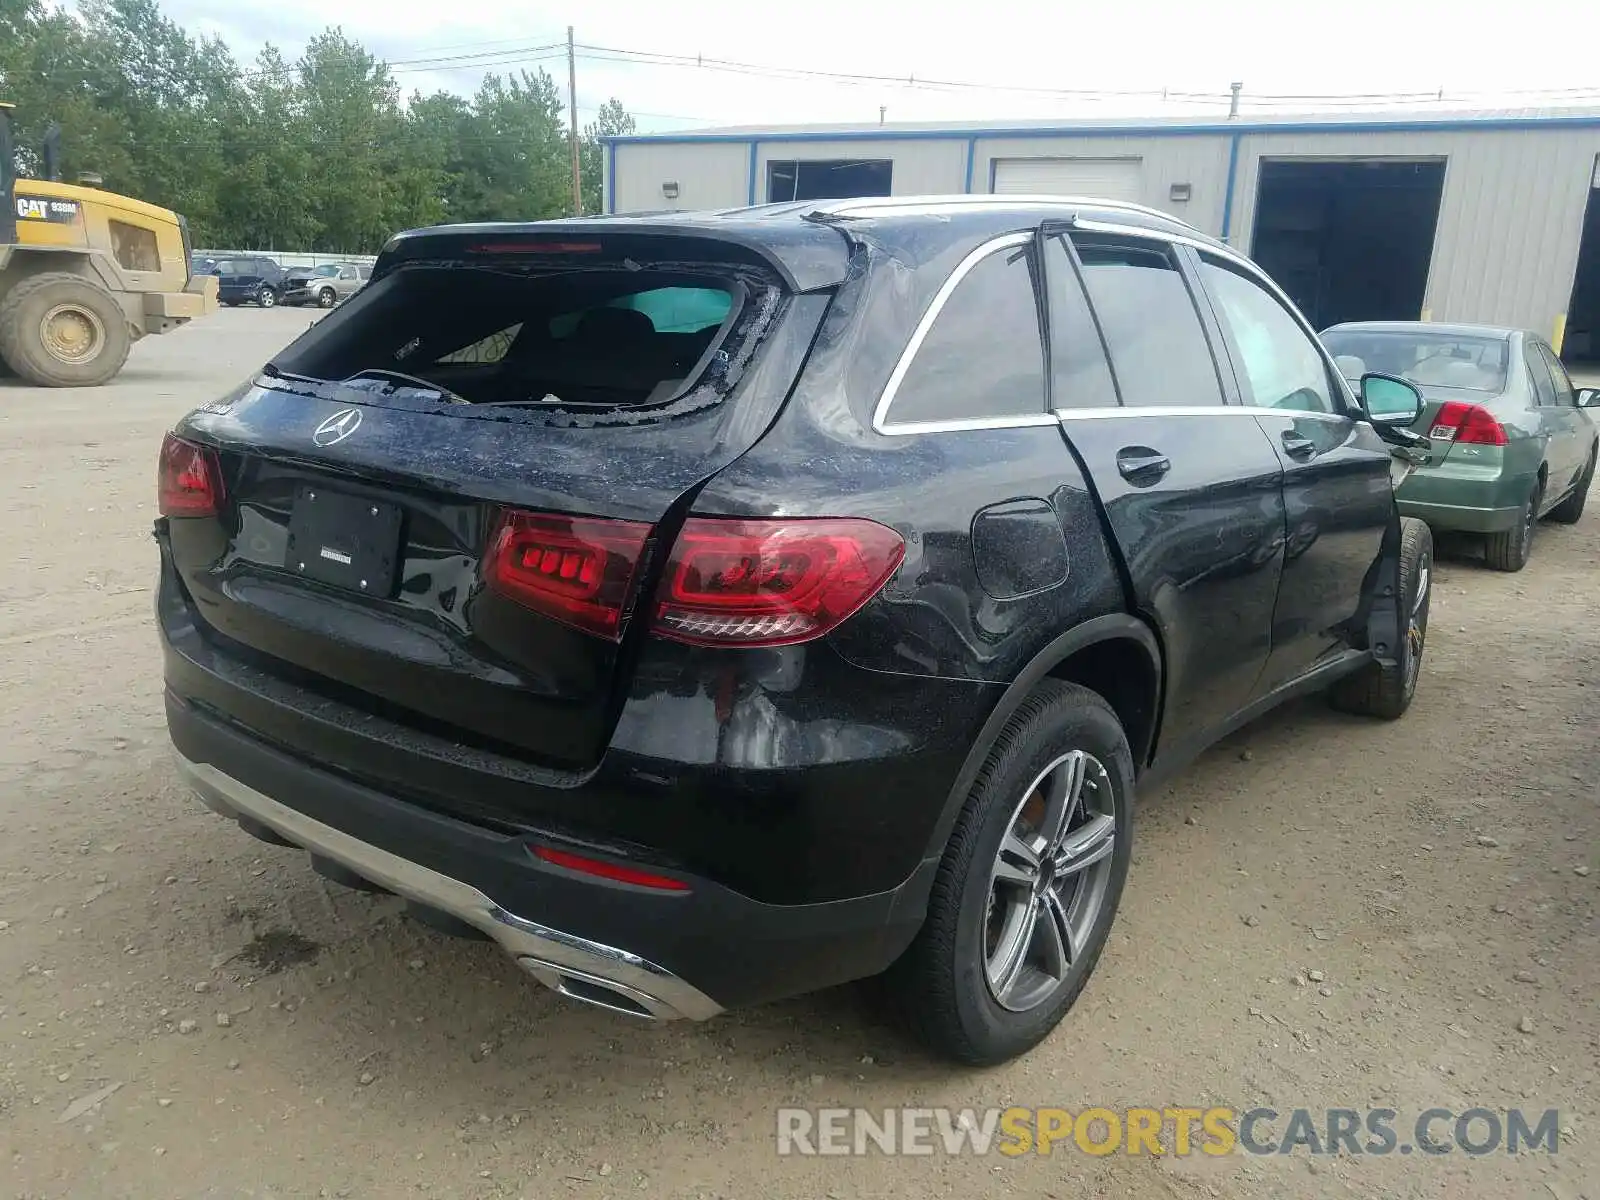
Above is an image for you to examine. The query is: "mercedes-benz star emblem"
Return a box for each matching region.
[312,408,363,446]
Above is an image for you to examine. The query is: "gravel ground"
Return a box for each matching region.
[1,308,1596,1200]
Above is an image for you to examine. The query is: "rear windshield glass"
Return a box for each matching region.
[1321,329,1509,393]
[268,261,774,418]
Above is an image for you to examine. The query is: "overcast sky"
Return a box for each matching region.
[155,0,1600,132]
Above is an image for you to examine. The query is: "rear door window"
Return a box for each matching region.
[1526,344,1558,406]
[1537,343,1576,406]
[1042,234,1120,411]
[881,235,1046,428]
[1071,236,1225,408]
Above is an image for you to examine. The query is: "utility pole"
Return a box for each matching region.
[568,26,582,215]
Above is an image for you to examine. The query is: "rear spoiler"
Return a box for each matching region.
[374,216,854,295]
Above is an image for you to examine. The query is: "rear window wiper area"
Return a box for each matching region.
[257,365,466,412]
[339,369,467,404]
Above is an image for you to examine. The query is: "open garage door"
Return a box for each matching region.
[1250,159,1444,330]
[992,157,1142,201]
[1562,160,1600,368]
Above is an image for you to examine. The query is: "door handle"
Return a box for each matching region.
[1116,447,1171,483]
[1281,432,1317,460]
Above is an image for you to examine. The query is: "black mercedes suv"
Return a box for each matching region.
[156,196,1441,1065]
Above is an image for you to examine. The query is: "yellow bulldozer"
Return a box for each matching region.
[0,101,217,387]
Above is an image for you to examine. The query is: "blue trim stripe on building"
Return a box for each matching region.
[601,111,1600,147]
[1219,132,1241,243]
[747,141,759,205]
[963,136,977,194]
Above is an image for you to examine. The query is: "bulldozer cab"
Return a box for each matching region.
[1,102,16,246]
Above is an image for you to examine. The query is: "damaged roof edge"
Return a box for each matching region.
[377,216,855,294]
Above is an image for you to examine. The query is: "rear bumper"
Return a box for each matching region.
[1396,458,1536,533]
[175,743,719,1020]
[1396,497,1525,533]
[169,692,936,1013]
[139,278,217,332]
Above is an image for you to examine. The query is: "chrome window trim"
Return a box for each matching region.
[1053,405,1352,421]
[881,413,1061,436]
[873,231,1041,435]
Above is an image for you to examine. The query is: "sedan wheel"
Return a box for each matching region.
[1484,484,1538,572]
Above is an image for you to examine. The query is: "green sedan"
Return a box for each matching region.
[1321,322,1600,571]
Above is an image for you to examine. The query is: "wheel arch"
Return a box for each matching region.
[919,614,1163,863]
[0,246,106,294]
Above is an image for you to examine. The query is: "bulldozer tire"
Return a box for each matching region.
[0,273,133,387]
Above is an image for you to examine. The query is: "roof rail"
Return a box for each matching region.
[813,193,1202,233]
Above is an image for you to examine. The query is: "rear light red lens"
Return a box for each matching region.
[467,241,602,254]
[532,845,690,892]
[652,517,906,647]
[485,509,650,641]
[157,433,223,517]
[1430,401,1508,446]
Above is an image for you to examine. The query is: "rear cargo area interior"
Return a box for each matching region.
[272,266,744,409]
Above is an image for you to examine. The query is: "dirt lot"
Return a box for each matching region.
[1,309,1596,1200]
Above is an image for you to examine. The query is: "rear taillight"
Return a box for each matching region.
[652,517,905,647]
[1430,401,1508,446]
[485,509,650,641]
[157,433,223,517]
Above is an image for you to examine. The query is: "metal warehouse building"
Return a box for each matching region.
[603,108,1600,363]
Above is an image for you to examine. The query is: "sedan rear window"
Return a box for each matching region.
[1322,329,1509,393]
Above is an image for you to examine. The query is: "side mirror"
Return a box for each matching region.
[1577,388,1600,409]
[1360,372,1423,427]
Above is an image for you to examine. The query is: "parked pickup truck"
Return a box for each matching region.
[281,262,370,309]
[154,196,1449,1066]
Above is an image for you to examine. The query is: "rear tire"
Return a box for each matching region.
[1547,452,1595,525]
[884,680,1134,1066]
[0,272,132,387]
[1330,517,1432,720]
[1484,482,1540,571]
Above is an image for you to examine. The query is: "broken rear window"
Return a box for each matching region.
[267,257,779,416]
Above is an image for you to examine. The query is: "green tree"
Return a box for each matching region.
[3,2,641,253]
[580,97,635,216]
[455,69,569,223]
[297,28,400,252]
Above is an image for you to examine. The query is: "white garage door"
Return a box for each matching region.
[992,157,1144,202]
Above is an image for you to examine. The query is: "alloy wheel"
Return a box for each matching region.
[984,750,1118,1013]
